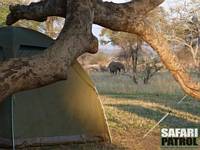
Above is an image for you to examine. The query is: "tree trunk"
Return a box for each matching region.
[131,38,141,84]
[0,0,98,101]
[131,46,138,84]
[143,63,151,84]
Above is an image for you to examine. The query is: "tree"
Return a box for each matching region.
[1,0,200,102]
[100,28,141,84]
[142,58,163,84]
[165,1,200,73]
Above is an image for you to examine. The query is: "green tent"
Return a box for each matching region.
[0,27,111,148]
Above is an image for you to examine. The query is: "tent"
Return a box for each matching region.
[0,27,111,148]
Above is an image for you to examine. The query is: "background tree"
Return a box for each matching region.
[142,57,163,84]
[100,29,142,83]
[164,0,200,76]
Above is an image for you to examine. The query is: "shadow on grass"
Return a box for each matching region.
[103,92,200,117]
[108,103,200,129]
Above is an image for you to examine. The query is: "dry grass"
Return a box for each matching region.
[91,72,183,95]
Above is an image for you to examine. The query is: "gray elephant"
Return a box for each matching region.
[108,61,125,74]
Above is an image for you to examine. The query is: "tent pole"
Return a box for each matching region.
[11,96,16,150]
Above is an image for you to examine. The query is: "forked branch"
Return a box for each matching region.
[0,0,98,101]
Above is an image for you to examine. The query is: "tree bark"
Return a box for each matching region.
[0,0,98,101]
[1,0,200,101]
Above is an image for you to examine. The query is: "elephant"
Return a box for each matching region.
[108,61,125,74]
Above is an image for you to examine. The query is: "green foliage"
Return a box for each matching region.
[0,0,10,26]
[0,0,24,26]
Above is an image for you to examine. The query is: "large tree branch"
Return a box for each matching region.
[6,0,66,25]
[94,0,165,30]
[0,0,98,101]
[6,0,164,25]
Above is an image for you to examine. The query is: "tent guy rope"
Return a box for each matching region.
[143,95,188,138]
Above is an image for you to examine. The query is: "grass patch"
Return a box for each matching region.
[92,72,200,149]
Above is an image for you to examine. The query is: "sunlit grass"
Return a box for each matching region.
[91,72,183,95]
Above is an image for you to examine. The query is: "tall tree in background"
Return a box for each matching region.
[100,29,141,84]
[164,0,200,75]
[1,0,200,101]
